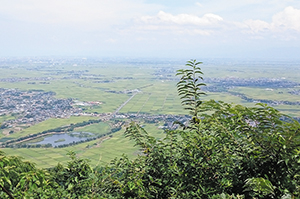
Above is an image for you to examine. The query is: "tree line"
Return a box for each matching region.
[1,119,102,148]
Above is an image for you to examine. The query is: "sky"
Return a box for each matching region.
[1,0,300,60]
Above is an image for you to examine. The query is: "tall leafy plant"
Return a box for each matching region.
[176,59,206,118]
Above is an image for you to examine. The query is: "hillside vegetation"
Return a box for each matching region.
[1,60,300,198]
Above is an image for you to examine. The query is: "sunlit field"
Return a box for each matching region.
[1,60,299,168]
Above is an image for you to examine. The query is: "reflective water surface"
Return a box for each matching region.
[31,132,94,147]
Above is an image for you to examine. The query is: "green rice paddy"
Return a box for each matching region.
[1,123,164,168]
[1,60,299,168]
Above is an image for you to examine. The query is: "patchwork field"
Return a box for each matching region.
[1,122,164,168]
[1,58,299,168]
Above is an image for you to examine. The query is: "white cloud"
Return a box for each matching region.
[239,6,300,40]
[2,1,298,37]
[133,11,223,36]
[0,0,158,28]
[243,20,271,34]
[140,11,223,26]
[128,6,300,42]
[272,6,300,32]
[195,2,203,7]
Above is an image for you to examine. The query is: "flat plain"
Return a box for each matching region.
[0,58,299,168]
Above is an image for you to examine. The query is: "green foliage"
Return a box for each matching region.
[99,100,300,198]
[0,151,56,199]
[48,151,95,197]
[176,59,206,117]
[244,177,275,197]
[201,101,300,197]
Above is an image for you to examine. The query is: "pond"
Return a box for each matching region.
[30,132,95,147]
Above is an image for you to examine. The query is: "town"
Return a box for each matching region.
[0,88,82,131]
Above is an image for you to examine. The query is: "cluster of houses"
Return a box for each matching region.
[204,77,299,88]
[114,113,190,130]
[0,76,53,83]
[288,89,300,96]
[0,88,82,128]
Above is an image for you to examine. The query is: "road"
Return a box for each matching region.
[113,91,139,115]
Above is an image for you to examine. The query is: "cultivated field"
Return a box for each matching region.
[1,58,299,167]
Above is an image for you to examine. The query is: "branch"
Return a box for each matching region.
[0,183,15,199]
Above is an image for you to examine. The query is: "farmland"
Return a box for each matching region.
[0,57,300,168]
